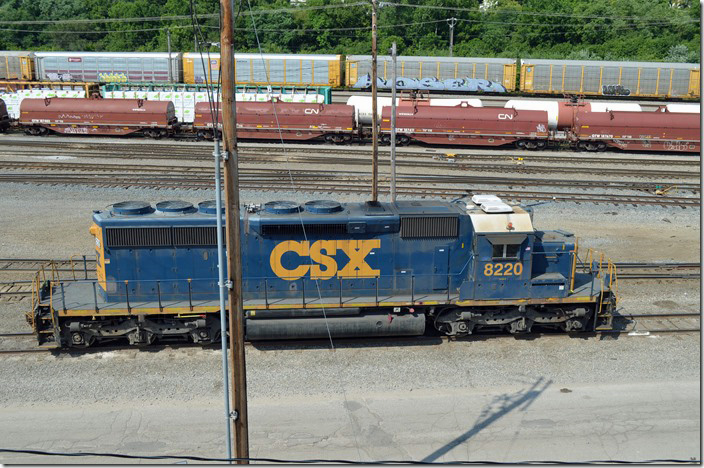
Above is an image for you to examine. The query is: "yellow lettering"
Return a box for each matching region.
[309,240,337,280]
[269,241,310,280]
[337,239,381,278]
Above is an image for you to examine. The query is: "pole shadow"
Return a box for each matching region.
[421,376,553,462]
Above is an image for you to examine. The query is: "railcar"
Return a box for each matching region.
[192,100,357,143]
[380,101,550,148]
[571,109,700,153]
[0,98,10,131]
[29,197,617,348]
[183,52,344,87]
[18,97,177,137]
[0,51,35,80]
[347,55,517,92]
[519,59,700,99]
[34,52,182,83]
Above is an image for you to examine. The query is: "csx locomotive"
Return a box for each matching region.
[29,196,617,348]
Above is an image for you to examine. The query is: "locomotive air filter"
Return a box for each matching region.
[304,200,343,214]
[155,200,196,214]
[198,200,225,215]
[111,201,154,216]
[264,201,302,214]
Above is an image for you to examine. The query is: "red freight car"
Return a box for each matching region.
[0,98,9,132]
[18,97,177,138]
[572,110,700,153]
[193,101,357,143]
[380,102,550,148]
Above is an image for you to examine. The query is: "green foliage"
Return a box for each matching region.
[0,0,699,63]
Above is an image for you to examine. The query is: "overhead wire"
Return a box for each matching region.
[242,0,365,460]
[0,447,698,464]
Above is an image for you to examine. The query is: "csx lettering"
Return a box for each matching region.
[270,239,381,280]
[497,114,514,120]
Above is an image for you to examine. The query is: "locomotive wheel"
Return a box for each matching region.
[70,331,95,348]
[515,140,527,149]
[28,126,48,136]
[597,142,607,152]
[536,140,547,150]
[145,129,165,139]
[380,134,391,145]
[398,135,411,146]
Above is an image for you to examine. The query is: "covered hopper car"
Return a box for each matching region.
[380,102,550,148]
[0,98,10,131]
[18,97,178,137]
[29,197,617,348]
[571,109,700,153]
[193,100,357,143]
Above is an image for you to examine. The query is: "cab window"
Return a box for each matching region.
[492,244,520,260]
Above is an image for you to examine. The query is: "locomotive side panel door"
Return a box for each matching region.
[433,245,449,290]
[472,234,532,300]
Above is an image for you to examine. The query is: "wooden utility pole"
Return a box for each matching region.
[371,0,379,202]
[220,0,249,463]
[166,29,173,83]
[447,18,457,57]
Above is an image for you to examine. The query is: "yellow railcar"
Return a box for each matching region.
[345,55,517,91]
[520,59,700,99]
[183,52,343,87]
[0,51,35,80]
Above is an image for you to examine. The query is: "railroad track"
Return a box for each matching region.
[0,168,699,207]
[1,155,699,182]
[1,312,698,355]
[1,138,700,168]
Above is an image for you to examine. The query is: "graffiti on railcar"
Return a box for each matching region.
[352,73,507,93]
[601,84,631,96]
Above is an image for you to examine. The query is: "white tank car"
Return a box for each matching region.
[504,100,642,130]
[346,96,483,125]
[665,103,700,113]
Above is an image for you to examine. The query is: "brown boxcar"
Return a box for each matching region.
[572,110,700,153]
[380,102,550,148]
[192,101,356,143]
[0,98,9,132]
[19,97,177,137]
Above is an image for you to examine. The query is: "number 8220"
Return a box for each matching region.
[483,263,523,277]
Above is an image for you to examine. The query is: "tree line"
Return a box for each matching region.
[0,0,700,63]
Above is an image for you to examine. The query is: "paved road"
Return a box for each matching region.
[0,379,699,464]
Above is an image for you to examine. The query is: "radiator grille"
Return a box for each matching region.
[105,226,220,247]
[173,227,218,246]
[261,223,348,237]
[105,227,172,247]
[400,216,458,239]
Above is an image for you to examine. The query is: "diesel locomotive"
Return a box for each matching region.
[29,196,617,348]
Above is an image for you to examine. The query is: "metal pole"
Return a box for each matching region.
[214,139,233,461]
[371,0,379,202]
[167,29,173,83]
[221,0,249,462]
[448,17,457,57]
[390,42,397,203]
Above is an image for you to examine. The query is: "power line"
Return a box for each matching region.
[382,1,700,22]
[0,447,698,464]
[0,2,368,25]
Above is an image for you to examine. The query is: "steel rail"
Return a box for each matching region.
[0,139,699,166]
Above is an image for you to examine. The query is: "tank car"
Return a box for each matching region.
[380,101,550,149]
[0,98,10,132]
[571,109,700,153]
[192,100,357,143]
[29,197,617,348]
[18,97,177,137]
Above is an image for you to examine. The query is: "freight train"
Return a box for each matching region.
[1,51,700,99]
[5,95,700,153]
[28,196,617,348]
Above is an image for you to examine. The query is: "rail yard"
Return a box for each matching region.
[0,0,701,462]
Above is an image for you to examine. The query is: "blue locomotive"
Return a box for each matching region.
[30,197,617,348]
